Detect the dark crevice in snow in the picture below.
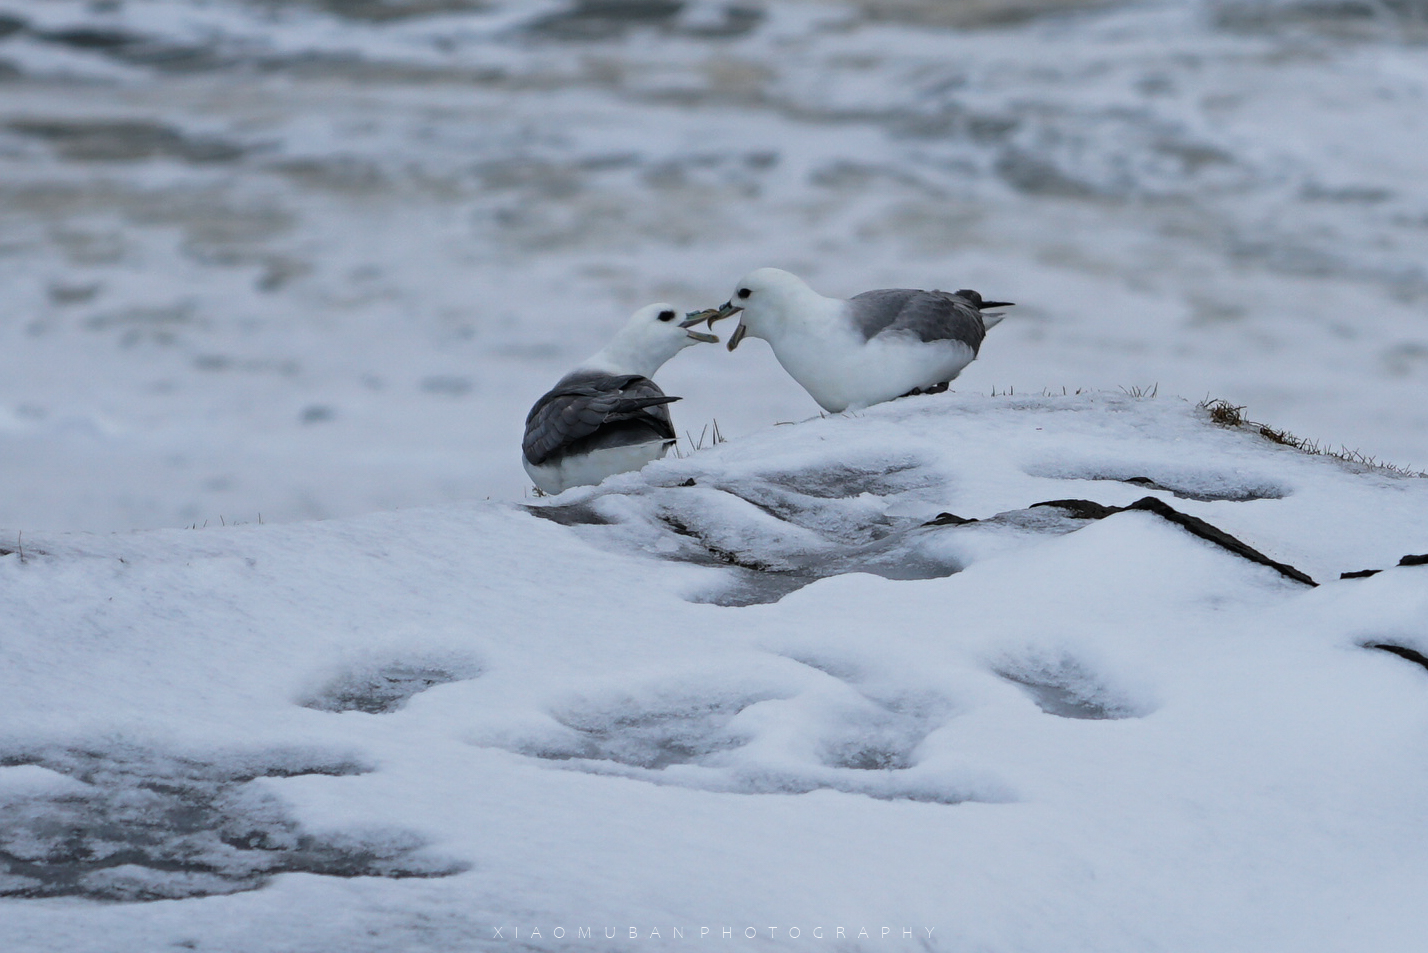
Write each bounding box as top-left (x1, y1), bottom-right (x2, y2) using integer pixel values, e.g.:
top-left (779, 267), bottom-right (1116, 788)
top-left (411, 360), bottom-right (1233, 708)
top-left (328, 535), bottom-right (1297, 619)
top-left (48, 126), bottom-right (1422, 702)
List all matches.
top-left (500, 680), bottom-right (982, 803)
top-left (996, 662), bottom-right (1147, 720)
top-left (299, 658), bottom-right (482, 714)
top-left (1365, 643), bottom-right (1428, 672)
top-left (524, 459), bottom-right (960, 605)
top-left (657, 513), bottom-right (784, 573)
top-left (756, 460), bottom-right (937, 500)
top-left (0, 747), bottom-right (467, 901)
top-left (689, 569), bottom-right (818, 607)
top-left (526, 457), bottom-right (1318, 606)
top-left (1032, 496), bottom-right (1317, 586)
top-left (1083, 474), bottom-right (1286, 503)
top-left (547, 757), bottom-right (989, 804)
top-left (817, 714), bottom-right (932, 773)
top-left (827, 746), bottom-right (913, 771)
top-left (1024, 458), bottom-right (1292, 504)
top-left (536, 695), bottom-right (767, 770)
top-left (0, 542), bottom-right (43, 559)
top-left (523, 502), bottom-right (614, 526)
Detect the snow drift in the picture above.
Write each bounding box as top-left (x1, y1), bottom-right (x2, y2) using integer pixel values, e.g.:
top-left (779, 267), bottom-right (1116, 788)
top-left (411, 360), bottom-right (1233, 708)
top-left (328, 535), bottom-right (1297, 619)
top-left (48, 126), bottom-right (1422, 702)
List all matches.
top-left (4, 393), bottom-right (1428, 951)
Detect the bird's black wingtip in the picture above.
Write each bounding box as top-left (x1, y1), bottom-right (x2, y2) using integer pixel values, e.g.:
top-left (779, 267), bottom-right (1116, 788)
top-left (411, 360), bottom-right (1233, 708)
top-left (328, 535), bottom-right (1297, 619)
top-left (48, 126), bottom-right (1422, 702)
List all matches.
top-left (952, 289), bottom-right (1014, 309)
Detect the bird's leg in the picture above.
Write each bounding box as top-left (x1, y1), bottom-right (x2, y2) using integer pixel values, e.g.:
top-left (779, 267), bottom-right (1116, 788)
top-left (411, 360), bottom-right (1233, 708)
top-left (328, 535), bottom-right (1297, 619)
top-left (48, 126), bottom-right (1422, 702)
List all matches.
top-left (898, 386), bottom-right (925, 399)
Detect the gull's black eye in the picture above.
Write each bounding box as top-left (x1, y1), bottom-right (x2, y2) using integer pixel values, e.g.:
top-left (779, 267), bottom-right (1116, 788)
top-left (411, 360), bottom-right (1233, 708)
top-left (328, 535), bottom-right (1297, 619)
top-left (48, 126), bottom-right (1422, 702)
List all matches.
top-left (737, 288), bottom-right (751, 299)
top-left (658, 310), bottom-right (676, 322)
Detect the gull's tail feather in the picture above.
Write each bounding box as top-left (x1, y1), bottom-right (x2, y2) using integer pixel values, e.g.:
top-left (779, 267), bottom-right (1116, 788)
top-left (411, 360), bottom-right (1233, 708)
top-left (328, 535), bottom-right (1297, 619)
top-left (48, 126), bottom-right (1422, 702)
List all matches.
top-left (951, 289), bottom-right (1013, 331)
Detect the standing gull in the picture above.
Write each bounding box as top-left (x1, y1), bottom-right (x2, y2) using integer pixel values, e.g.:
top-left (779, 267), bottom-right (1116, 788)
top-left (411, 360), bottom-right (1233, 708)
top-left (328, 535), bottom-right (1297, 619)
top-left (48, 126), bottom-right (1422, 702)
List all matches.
top-left (686, 268), bottom-right (1012, 413)
top-left (523, 303), bottom-right (718, 495)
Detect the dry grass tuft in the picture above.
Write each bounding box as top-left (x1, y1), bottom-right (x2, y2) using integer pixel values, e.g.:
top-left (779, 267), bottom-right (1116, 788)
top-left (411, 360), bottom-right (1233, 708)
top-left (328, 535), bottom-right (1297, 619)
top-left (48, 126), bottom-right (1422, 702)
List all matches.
top-left (1199, 398), bottom-right (1427, 477)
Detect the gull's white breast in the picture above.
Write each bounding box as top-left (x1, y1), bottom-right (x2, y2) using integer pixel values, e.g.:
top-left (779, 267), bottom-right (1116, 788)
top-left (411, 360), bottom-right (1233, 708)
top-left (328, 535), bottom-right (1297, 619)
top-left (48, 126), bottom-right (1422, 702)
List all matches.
top-left (524, 439), bottom-right (673, 496)
top-left (765, 302), bottom-right (978, 412)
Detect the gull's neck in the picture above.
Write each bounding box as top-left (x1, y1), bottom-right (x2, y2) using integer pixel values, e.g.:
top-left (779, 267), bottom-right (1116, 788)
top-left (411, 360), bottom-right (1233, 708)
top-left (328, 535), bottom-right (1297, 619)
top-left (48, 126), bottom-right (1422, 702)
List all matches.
top-left (748, 285), bottom-right (844, 344)
top-left (578, 337), bottom-right (672, 379)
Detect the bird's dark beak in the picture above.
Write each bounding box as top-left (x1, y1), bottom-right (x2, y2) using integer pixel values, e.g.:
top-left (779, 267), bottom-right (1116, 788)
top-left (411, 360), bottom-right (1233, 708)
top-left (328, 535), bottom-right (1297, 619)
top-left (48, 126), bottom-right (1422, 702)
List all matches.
top-left (978, 300), bottom-right (1015, 309)
top-left (684, 328), bottom-right (719, 344)
top-left (727, 322), bottom-right (748, 351)
top-left (681, 301), bottom-right (744, 329)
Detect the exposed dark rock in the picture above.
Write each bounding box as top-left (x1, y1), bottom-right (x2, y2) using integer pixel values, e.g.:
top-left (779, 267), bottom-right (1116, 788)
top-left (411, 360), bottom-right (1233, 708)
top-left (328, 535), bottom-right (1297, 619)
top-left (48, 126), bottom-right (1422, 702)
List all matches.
top-left (922, 512), bottom-right (977, 526)
top-left (1031, 499), bottom-right (1121, 521)
top-left (1033, 496), bottom-right (1316, 585)
top-left (1365, 643), bottom-right (1428, 672)
top-left (1339, 554), bottom-right (1426, 578)
top-left (1123, 495), bottom-right (1316, 585)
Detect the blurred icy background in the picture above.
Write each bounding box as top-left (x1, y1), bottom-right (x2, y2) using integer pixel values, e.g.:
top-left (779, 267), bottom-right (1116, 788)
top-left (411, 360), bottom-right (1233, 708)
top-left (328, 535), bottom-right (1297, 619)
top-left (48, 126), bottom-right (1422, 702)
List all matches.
top-left (1, 0), bottom-right (1425, 533)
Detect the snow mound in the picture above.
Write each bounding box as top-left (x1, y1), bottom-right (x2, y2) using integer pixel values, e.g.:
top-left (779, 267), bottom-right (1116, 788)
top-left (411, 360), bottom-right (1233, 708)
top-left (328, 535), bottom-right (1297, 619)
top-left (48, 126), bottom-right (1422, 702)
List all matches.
top-left (3, 393), bottom-right (1428, 951)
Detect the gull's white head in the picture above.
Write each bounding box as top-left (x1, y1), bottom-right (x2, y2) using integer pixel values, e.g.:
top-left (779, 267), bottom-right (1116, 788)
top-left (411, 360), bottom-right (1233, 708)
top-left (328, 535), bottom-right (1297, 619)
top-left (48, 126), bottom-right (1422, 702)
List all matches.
top-left (586, 302), bottom-right (719, 377)
top-left (684, 268), bottom-right (824, 351)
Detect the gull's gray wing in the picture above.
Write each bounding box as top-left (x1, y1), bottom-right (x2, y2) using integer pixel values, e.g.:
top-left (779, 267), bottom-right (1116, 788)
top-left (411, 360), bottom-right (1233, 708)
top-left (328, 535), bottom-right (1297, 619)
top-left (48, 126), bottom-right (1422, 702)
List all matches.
top-left (522, 372), bottom-right (679, 466)
top-left (847, 289), bottom-right (989, 352)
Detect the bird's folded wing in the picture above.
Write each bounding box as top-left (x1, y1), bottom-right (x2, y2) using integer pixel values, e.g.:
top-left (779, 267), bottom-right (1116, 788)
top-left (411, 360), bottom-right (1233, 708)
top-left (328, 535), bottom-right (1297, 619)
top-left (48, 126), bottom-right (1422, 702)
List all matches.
top-left (848, 289), bottom-right (987, 349)
top-left (522, 374), bottom-right (680, 465)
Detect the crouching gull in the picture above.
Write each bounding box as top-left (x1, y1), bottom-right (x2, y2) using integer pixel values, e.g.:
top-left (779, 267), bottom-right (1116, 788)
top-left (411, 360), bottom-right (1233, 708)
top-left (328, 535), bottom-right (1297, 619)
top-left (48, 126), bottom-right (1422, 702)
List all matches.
top-left (523, 303), bottom-right (718, 495)
top-left (685, 267), bottom-right (1012, 413)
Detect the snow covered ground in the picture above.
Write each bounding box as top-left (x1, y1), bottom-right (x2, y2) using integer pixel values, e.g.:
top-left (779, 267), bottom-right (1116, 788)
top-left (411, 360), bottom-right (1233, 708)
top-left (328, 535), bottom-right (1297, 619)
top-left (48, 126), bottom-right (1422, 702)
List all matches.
top-left (4, 393), bottom-right (1428, 950)
top-left (4, 1), bottom-right (1428, 949)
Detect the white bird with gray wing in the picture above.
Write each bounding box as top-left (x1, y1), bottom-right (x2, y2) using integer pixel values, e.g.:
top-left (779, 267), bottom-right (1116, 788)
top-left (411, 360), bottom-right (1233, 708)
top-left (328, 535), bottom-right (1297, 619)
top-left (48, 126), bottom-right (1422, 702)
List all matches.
top-left (686, 268), bottom-right (1012, 413)
top-left (522, 303), bottom-right (718, 495)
